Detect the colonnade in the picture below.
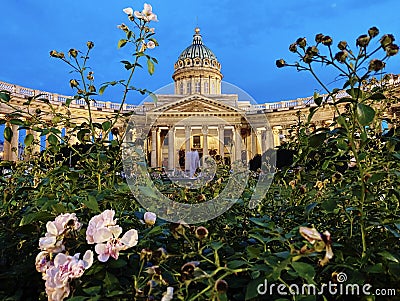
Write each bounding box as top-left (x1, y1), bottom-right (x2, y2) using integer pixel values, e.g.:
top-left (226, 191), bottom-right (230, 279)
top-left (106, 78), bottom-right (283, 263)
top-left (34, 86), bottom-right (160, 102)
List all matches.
top-left (148, 124), bottom-right (283, 170)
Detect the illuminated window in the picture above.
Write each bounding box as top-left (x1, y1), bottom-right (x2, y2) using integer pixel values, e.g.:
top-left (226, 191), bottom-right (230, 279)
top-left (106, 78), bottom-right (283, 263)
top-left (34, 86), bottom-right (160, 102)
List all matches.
top-left (204, 82), bottom-right (209, 94)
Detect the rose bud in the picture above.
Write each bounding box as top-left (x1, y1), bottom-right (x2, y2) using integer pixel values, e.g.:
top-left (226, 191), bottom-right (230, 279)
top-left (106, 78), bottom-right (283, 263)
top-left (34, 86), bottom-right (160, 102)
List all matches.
top-left (140, 248), bottom-right (153, 261)
top-left (275, 59), bottom-right (286, 68)
top-left (215, 279), bottom-right (229, 293)
top-left (334, 51), bottom-right (348, 63)
top-left (117, 23), bottom-right (129, 32)
top-left (195, 226), bottom-right (209, 240)
top-left (152, 247), bottom-right (167, 261)
top-left (144, 212), bottom-right (157, 226)
top-left (69, 79), bottom-right (79, 88)
top-left (331, 172), bottom-right (342, 183)
top-left (87, 71), bottom-right (94, 81)
top-left (380, 34), bottom-right (395, 48)
top-left (180, 261), bottom-right (199, 280)
top-left (298, 185), bottom-right (307, 194)
top-left (315, 33), bottom-right (324, 44)
top-left (111, 127), bottom-right (120, 136)
top-left (296, 37), bottom-right (307, 48)
top-left (289, 43), bottom-right (297, 53)
top-left (356, 34), bottom-right (370, 47)
top-left (368, 26), bottom-right (379, 38)
top-left (302, 54), bottom-right (313, 64)
top-left (321, 36), bottom-right (333, 46)
top-left (368, 59), bottom-right (386, 72)
top-left (68, 48), bottom-right (78, 58)
top-left (337, 40), bottom-right (348, 50)
top-left (87, 41), bottom-right (94, 49)
top-left (306, 46), bottom-right (319, 56)
top-left (385, 44), bottom-right (399, 56)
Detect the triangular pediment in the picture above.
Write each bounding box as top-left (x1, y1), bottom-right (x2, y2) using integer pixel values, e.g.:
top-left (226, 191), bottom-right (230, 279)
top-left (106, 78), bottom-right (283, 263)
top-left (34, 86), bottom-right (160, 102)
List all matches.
top-left (151, 94), bottom-right (241, 114)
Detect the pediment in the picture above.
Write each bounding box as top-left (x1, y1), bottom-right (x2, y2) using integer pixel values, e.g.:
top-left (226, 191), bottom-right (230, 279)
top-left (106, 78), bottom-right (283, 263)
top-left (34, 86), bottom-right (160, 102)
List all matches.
top-left (151, 94), bottom-right (240, 114)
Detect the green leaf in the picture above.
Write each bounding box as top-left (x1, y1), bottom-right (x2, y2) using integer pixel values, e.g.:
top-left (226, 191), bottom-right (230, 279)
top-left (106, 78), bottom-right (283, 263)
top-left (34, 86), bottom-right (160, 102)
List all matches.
top-left (102, 121), bottom-right (111, 131)
top-left (314, 96), bottom-right (323, 106)
top-left (20, 211), bottom-right (54, 226)
top-left (356, 103), bottom-right (375, 126)
top-left (368, 172), bottom-right (386, 183)
top-left (309, 132), bottom-right (326, 148)
top-left (147, 58), bottom-right (155, 75)
top-left (210, 241), bottom-right (224, 251)
top-left (65, 98), bottom-right (73, 107)
top-left (365, 263), bottom-right (384, 273)
top-left (82, 195), bottom-right (100, 212)
top-left (346, 88), bottom-right (363, 99)
top-left (305, 202), bottom-right (318, 215)
top-left (245, 277), bottom-right (265, 300)
top-left (48, 134), bottom-right (58, 146)
top-left (107, 259), bottom-right (127, 269)
top-left (24, 133), bottom-right (34, 146)
top-left (291, 262), bottom-right (315, 283)
top-left (104, 271), bottom-right (120, 288)
top-left (367, 92), bottom-right (386, 100)
top-left (227, 260), bottom-right (248, 269)
top-left (118, 39), bottom-right (128, 48)
top-left (378, 251), bottom-right (399, 263)
top-left (4, 126), bottom-right (12, 142)
top-left (10, 119), bottom-right (24, 125)
top-left (82, 286), bottom-right (102, 296)
top-left (77, 129), bottom-right (91, 142)
top-left (321, 199), bottom-right (337, 212)
top-left (0, 91), bottom-right (11, 102)
top-left (99, 85), bottom-right (108, 95)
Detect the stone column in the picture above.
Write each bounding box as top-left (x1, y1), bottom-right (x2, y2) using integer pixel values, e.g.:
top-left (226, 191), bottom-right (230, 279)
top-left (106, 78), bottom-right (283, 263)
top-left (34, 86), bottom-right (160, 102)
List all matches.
top-left (32, 130), bottom-right (41, 154)
top-left (10, 124), bottom-right (19, 161)
top-left (151, 127), bottom-right (157, 168)
top-left (185, 125), bottom-right (191, 172)
top-left (202, 125), bottom-right (208, 159)
top-left (234, 124), bottom-right (242, 162)
top-left (256, 129), bottom-right (262, 155)
top-left (272, 127), bottom-right (281, 148)
top-left (218, 124), bottom-right (224, 158)
top-left (251, 129), bottom-right (257, 158)
top-left (261, 130), bottom-right (267, 154)
top-left (167, 126), bottom-right (175, 171)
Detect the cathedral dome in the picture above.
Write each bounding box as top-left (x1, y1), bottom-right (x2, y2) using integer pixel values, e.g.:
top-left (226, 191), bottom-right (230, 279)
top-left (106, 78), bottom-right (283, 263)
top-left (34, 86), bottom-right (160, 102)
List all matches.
top-left (178, 28), bottom-right (218, 61)
top-left (172, 28), bottom-right (222, 95)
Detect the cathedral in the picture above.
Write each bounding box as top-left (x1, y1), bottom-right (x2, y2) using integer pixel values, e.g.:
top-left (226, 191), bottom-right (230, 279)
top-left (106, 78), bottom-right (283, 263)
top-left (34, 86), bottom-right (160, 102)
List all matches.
top-left (137, 27), bottom-right (276, 171)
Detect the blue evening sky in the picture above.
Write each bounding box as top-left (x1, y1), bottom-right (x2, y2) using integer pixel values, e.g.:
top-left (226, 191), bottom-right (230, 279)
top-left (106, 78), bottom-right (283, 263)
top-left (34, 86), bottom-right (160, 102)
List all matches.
top-left (1, 0), bottom-right (400, 105)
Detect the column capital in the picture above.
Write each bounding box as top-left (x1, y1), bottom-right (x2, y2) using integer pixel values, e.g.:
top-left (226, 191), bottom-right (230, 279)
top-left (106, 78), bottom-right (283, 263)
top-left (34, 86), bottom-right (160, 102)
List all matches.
top-left (202, 125), bottom-right (208, 135)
